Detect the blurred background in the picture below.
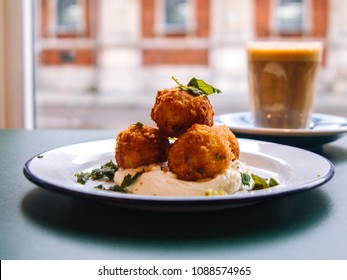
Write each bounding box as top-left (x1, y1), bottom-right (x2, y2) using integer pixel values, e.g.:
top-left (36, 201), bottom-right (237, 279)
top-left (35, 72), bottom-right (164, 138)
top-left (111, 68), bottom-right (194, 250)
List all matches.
top-left (2, 0), bottom-right (347, 129)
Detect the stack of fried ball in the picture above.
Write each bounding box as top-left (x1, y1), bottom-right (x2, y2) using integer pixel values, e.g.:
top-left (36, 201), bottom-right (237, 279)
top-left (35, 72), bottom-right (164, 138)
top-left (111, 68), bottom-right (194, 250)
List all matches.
top-left (115, 86), bottom-right (240, 181)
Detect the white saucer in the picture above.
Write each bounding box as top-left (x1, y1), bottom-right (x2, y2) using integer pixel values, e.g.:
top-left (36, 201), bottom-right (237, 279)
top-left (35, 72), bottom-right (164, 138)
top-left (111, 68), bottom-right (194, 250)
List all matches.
top-left (215, 112), bottom-right (347, 148)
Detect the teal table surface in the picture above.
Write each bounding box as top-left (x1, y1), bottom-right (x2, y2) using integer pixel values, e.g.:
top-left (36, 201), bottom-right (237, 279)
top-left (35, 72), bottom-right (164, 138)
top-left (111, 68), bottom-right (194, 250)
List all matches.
top-left (1, 129), bottom-right (347, 260)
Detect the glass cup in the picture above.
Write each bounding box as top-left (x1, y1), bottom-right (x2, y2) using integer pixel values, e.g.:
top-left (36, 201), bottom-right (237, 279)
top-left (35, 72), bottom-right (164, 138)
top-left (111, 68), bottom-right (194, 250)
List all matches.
top-left (247, 41), bottom-right (322, 129)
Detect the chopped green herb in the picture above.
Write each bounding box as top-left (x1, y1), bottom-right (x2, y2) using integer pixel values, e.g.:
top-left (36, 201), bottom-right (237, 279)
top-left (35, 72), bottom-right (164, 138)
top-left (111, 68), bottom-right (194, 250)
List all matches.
top-left (135, 122), bottom-right (144, 127)
top-left (74, 171), bottom-right (91, 185)
top-left (172, 76), bottom-right (221, 96)
top-left (94, 184), bottom-right (106, 190)
top-left (251, 174), bottom-right (269, 190)
top-left (75, 160), bottom-right (118, 185)
top-left (107, 170), bottom-right (144, 193)
top-left (268, 178), bottom-right (279, 188)
top-left (240, 172), bottom-right (251, 186)
top-left (37, 155), bottom-right (44, 159)
top-left (90, 160), bottom-right (118, 181)
top-left (75, 158), bottom-right (143, 194)
top-left (250, 174), bottom-right (279, 190)
top-left (108, 185), bottom-right (127, 193)
top-left (120, 170), bottom-right (144, 188)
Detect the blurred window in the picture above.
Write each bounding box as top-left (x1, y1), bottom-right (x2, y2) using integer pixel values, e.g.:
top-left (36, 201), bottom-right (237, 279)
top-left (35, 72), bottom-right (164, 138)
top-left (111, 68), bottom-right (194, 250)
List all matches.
top-left (153, 0), bottom-right (195, 36)
top-left (57, 0), bottom-right (84, 33)
top-left (273, 0), bottom-right (306, 35)
top-left (42, 0), bottom-right (88, 37)
top-left (164, 0), bottom-right (190, 33)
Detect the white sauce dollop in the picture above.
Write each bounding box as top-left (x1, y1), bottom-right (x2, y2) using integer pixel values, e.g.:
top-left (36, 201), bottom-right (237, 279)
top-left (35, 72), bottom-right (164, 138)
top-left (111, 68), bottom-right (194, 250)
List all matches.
top-left (114, 160), bottom-right (249, 196)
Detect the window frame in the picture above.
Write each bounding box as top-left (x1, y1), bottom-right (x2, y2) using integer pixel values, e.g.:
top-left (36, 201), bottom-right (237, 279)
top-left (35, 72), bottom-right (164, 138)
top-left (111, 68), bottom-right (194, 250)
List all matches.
top-left (0, 0), bottom-right (34, 129)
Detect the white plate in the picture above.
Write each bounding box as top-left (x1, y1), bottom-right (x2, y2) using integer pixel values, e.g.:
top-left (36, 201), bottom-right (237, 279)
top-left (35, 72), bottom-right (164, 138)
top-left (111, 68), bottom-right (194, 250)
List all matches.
top-left (23, 139), bottom-right (334, 211)
top-left (215, 112), bottom-right (347, 148)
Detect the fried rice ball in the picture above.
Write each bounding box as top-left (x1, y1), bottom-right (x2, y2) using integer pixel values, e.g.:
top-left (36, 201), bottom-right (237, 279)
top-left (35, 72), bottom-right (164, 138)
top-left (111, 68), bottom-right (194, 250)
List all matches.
top-left (212, 125), bottom-right (240, 159)
top-left (116, 123), bottom-right (170, 169)
top-left (150, 86), bottom-right (214, 137)
top-left (168, 124), bottom-right (234, 181)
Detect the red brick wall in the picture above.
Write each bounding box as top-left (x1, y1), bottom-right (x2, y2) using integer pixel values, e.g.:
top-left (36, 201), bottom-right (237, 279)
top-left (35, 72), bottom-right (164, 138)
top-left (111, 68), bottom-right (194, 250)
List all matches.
top-left (141, 0), bottom-right (156, 37)
top-left (255, 0), bottom-right (271, 38)
top-left (195, 0), bottom-right (210, 37)
top-left (311, 0), bottom-right (329, 37)
top-left (41, 0), bottom-right (49, 37)
top-left (40, 49), bottom-right (96, 65)
top-left (142, 49), bottom-right (208, 65)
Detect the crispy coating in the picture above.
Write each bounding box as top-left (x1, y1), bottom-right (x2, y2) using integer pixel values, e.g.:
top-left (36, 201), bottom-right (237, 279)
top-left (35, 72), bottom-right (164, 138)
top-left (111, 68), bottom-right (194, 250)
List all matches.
top-left (150, 86), bottom-right (214, 137)
top-left (168, 124), bottom-right (233, 181)
top-left (116, 123), bottom-right (170, 169)
top-left (212, 125), bottom-right (240, 159)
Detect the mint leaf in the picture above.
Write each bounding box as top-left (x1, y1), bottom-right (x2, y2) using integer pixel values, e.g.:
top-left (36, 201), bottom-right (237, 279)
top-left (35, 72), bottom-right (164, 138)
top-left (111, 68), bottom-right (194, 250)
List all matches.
top-left (187, 77), bottom-right (221, 95)
top-left (172, 76), bottom-right (221, 96)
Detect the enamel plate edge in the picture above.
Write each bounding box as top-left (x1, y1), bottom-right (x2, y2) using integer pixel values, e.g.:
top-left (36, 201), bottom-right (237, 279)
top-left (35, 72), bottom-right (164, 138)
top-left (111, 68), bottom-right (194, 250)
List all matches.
top-left (23, 139), bottom-right (335, 211)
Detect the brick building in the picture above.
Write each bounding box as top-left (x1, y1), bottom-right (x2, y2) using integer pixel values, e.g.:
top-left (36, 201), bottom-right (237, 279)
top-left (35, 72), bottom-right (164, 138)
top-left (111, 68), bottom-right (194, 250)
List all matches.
top-left (36, 0), bottom-right (345, 98)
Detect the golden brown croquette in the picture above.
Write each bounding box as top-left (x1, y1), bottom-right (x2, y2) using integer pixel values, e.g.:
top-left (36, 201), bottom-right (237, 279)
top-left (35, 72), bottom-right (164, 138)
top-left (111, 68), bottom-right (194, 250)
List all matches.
top-left (150, 87), bottom-right (214, 137)
top-left (211, 125), bottom-right (240, 159)
top-left (168, 124), bottom-right (234, 181)
top-left (116, 123), bottom-right (170, 169)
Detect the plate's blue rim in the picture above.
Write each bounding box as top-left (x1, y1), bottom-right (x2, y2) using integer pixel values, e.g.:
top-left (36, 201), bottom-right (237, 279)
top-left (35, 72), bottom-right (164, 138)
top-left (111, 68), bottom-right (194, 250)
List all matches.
top-left (22, 139), bottom-right (335, 211)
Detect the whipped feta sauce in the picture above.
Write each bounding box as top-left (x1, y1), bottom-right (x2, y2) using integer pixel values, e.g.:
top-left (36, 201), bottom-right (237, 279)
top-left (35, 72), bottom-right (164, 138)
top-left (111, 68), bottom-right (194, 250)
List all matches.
top-left (114, 160), bottom-right (249, 196)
